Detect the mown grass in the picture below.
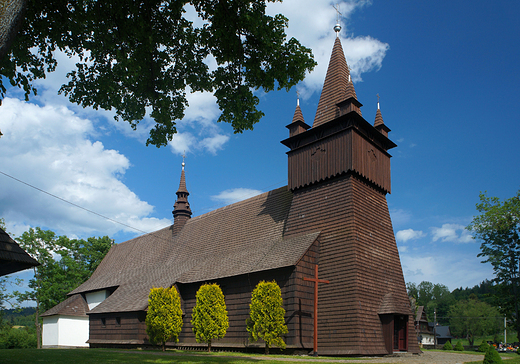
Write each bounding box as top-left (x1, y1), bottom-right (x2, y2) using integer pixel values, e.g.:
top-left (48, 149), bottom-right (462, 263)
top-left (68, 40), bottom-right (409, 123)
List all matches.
top-left (0, 348), bottom-right (369, 364)
top-left (464, 352), bottom-right (520, 364)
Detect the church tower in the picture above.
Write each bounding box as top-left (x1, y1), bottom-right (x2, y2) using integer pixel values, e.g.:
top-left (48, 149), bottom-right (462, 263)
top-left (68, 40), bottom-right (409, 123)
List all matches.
top-left (282, 27), bottom-right (419, 355)
top-left (172, 159), bottom-right (192, 234)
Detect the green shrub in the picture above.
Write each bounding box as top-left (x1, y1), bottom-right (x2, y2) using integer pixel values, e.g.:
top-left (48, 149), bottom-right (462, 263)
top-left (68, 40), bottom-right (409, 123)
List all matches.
top-left (478, 340), bottom-right (490, 352)
top-left (246, 280), bottom-right (288, 355)
top-left (145, 286), bottom-right (183, 352)
top-left (443, 341), bottom-right (453, 350)
top-left (191, 283), bottom-right (229, 352)
top-left (0, 327), bottom-right (37, 349)
top-left (454, 341), bottom-right (464, 351)
top-left (483, 345), bottom-right (502, 364)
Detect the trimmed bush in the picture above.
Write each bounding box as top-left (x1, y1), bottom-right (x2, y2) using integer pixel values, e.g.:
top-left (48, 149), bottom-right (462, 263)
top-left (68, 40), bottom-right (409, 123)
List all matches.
top-left (483, 346), bottom-right (502, 364)
top-left (191, 283), bottom-right (229, 352)
top-left (443, 341), bottom-right (453, 350)
top-left (246, 280), bottom-right (288, 354)
top-left (454, 341), bottom-right (464, 351)
top-left (478, 340), bottom-right (490, 352)
top-left (145, 286), bottom-right (183, 351)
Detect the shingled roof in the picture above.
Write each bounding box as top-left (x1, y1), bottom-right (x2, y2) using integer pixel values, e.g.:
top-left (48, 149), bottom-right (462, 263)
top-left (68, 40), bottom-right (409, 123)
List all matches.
top-left (41, 294), bottom-right (89, 317)
top-left (0, 227), bottom-right (39, 276)
top-left (69, 186), bottom-right (320, 314)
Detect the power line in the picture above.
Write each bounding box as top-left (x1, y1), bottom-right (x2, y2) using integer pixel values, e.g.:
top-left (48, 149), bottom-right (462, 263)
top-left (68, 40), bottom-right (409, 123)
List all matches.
top-left (0, 170), bottom-right (159, 235)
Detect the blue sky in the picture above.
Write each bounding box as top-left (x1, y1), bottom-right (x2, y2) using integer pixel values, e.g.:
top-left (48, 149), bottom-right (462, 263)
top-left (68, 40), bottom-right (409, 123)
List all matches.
top-left (1, 0), bottom-right (519, 295)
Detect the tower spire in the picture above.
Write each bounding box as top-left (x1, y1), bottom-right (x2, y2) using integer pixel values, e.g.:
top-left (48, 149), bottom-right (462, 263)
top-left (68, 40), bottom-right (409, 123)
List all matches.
top-left (172, 157), bottom-right (192, 233)
top-left (313, 33), bottom-right (361, 128)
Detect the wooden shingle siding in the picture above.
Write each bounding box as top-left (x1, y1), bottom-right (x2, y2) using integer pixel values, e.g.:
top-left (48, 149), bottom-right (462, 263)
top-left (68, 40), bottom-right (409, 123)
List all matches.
top-left (89, 311), bottom-right (147, 346)
top-left (285, 116), bottom-right (392, 193)
top-left (283, 175), bottom-right (419, 355)
top-left (175, 248), bottom-right (317, 350)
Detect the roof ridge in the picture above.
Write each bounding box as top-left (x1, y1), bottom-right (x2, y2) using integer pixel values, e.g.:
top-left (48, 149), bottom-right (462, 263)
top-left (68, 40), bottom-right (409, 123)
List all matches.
top-left (187, 185), bottom-right (288, 223)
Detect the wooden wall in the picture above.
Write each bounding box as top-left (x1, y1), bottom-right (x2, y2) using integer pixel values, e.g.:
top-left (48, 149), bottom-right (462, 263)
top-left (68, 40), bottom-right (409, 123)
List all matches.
top-left (89, 311), bottom-right (147, 346)
top-left (285, 115), bottom-right (392, 194)
top-left (176, 241), bottom-right (318, 350)
top-left (283, 174), bottom-right (420, 355)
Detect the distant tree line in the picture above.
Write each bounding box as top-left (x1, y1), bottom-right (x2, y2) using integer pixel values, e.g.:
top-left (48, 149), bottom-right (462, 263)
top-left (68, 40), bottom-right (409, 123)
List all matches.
top-left (407, 280), bottom-right (511, 345)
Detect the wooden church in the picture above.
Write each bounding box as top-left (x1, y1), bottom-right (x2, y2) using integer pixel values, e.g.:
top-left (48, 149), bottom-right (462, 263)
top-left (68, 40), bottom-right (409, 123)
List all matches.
top-left (42, 29), bottom-right (419, 356)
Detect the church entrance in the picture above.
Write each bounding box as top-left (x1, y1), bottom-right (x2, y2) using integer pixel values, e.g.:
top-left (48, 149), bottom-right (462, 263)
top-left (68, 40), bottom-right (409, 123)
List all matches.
top-left (393, 315), bottom-right (408, 352)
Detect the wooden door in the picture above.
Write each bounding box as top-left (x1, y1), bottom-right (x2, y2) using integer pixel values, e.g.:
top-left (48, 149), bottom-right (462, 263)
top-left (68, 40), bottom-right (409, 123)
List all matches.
top-left (393, 315), bottom-right (408, 352)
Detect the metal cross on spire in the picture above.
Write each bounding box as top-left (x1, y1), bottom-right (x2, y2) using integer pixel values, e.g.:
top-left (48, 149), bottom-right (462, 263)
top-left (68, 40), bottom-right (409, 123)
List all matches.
top-left (182, 151), bottom-right (186, 170)
top-left (333, 4), bottom-right (342, 35)
top-left (296, 90), bottom-right (300, 106)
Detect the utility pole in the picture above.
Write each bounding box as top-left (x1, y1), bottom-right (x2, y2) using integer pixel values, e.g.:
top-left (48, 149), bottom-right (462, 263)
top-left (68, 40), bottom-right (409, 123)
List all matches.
top-left (504, 315), bottom-right (507, 344)
top-left (433, 308), bottom-right (437, 349)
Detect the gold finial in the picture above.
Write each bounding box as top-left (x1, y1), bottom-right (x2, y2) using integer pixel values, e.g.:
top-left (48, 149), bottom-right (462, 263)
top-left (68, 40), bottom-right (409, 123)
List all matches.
top-left (182, 151), bottom-right (186, 170)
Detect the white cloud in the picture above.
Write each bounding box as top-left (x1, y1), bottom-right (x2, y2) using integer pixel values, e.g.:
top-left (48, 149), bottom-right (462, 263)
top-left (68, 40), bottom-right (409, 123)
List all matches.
top-left (211, 188), bottom-right (263, 205)
top-left (396, 228), bottom-right (426, 243)
top-left (400, 252), bottom-right (493, 291)
top-left (268, 0), bottom-right (389, 98)
top-left (200, 134), bottom-right (230, 155)
top-left (431, 223), bottom-right (473, 244)
top-left (0, 98), bottom-right (170, 239)
top-left (390, 209), bottom-right (412, 226)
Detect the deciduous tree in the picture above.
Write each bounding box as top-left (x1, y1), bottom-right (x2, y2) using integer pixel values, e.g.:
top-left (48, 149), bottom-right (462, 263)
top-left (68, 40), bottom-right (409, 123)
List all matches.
top-left (145, 286), bottom-right (183, 351)
top-left (0, 0), bottom-right (316, 147)
top-left (448, 297), bottom-right (502, 346)
top-left (467, 190), bottom-right (520, 336)
top-left (14, 227), bottom-right (113, 348)
top-left (246, 280), bottom-right (287, 354)
top-left (191, 283), bottom-right (228, 352)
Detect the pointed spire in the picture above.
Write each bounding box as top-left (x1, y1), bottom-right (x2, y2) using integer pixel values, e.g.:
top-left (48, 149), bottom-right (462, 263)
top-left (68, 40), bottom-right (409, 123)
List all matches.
top-left (287, 91), bottom-right (310, 137)
top-left (374, 94), bottom-right (384, 127)
top-left (374, 95), bottom-right (391, 138)
top-left (292, 91), bottom-right (305, 124)
top-left (172, 157), bottom-right (192, 233)
top-left (313, 36), bottom-right (361, 128)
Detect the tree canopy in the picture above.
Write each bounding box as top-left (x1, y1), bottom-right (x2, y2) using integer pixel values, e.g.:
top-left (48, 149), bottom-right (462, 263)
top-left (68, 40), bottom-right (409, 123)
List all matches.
top-left (0, 0), bottom-right (316, 147)
top-left (145, 286), bottom-right (183, 351)
top-left (448, 297), bottom-right (502, 346)
top-left (467, 190), bottom-right (520, 336)
top-left (13, 226), bottom-right (113, 348)
top-left (191, 283), bottom-right (229, 352)
top-left (246, 280), bottom-right (287, 354)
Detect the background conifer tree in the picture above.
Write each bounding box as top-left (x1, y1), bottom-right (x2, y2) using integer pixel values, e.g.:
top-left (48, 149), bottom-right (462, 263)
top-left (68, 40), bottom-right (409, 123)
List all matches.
top-left (145, 286), bottom-right (183, 351)
top-left (246, 280), bottom-right (288, 354)
top-left (191, 283), bottom-right (229, 352)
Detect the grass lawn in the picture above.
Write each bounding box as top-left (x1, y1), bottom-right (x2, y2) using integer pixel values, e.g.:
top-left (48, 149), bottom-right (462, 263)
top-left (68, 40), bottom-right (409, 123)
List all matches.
top-left (0, 349), bottom-right (369, 364)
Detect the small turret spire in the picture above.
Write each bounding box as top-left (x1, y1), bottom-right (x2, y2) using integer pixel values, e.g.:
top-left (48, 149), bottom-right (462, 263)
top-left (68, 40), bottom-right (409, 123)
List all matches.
top-left (286, 89), bottom-right (310, 137)
top-left (172, 158), bottom-right (192, 233)
top-left (374, 94), bottom-right (391, 137)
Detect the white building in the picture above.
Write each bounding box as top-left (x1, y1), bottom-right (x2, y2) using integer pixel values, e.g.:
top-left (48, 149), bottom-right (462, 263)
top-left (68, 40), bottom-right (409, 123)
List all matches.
top-left (42, 290), bottom-right (110, 348)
